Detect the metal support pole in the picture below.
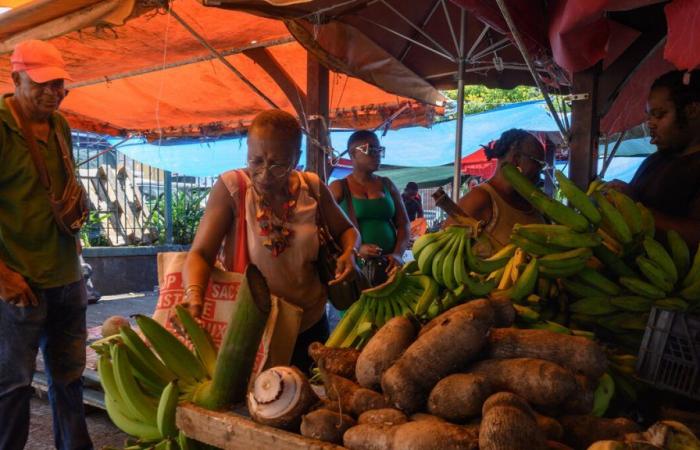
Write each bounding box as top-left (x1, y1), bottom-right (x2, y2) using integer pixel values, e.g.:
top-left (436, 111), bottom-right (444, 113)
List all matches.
top-left (452, 8), bottom-right (466, 201)
top-left (164, 170), bottom-right (173, 244)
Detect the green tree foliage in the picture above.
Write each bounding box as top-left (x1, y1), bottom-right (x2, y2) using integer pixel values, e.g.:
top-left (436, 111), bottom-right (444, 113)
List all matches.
top-left (444, 85), bottom-right (544, 117)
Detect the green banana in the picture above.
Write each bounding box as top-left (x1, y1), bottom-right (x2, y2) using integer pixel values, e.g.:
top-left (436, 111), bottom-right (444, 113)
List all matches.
top-left (530, 320), bottom-right (571, 334)
top-left (134, 315), bottom-right (207, 386)
top-left (341, 300), bottom-right (372, 348)
top-left (606, 189), bottom-right (642, 236)
top-left (667, 229), bottom-right (691, 279)
top-left (442, 233), bottom-right (461, 290)
top-left (411, 275), bottom-right (440, 316)
top-left (416, 230), bottom-right (452, 275)
top-left (175, 305), bottom-right (217, 378)
top-left (592, 245), bottom-right (636, 278)
top-left (619, 277), bottom-right (666, 299)
top-left (636, 255), bottom-right (674, 293)
top-left (683, 243), bottom-right (700, 288)
top-left (536, 277), bottom-right (551, 299)
top-left (466, 236), bottom-right (510, 274)
top-left (642, 237), bottom-right (678, 284)
top-left (637, 202), bottom-right (655, 238)
top-left (587, 178), bottom-right (604, 196)
top-left (592, 191), bottom-right (632, 244)
top-left (326, 297), bottom-right (365, 347)
top-left (513, 304), bottom-right (540, 323)
top-left (510, 257), bottom-right (539, 303)
top-left (119, 326), bottom-right (174, 389)
top-left (610, 295), bottom-right (653, 312)
top-left (679, 278), bottom-right (700, 301)
top-left (510, 233), bottom-right (568, 256)
top-left (156, 381), bottom-right (179, 439)
top-left (514, 224), bottom-right (601, 248)
top-left (412, 231), bottom-right (444, 258)
top-left (539, 262), bottom-right (586, 278)
top-left (561, 279), bottom-right (608, 298)
top-left (555, 170), bottom-right (602, 225)
top-left (654, 298), bottom-right (689, 311)
top-left (570, 297), bottom-right (618, 315)
top-left (592, 373), bottom-right (615, 417)
top-left (104, 394), bottom-right (162, 441)
top-left (98, 354), bottom-right (137, 421)
top-left (178, 430), bottom-right (191, 450)
top-left (575, 267), bottom-right (621, 296)
top-left (571, 329), bottom-right (596, 339)
top-left (601, 313), bottom-right (649, 332)
top-left (539, 247), bottom-right (593, 270)
top-left (112, 343), bottom-right (159, 425)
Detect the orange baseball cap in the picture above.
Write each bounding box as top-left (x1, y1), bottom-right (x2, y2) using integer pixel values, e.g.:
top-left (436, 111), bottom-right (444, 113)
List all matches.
top-left (10, 40), bottom-right (72, 83)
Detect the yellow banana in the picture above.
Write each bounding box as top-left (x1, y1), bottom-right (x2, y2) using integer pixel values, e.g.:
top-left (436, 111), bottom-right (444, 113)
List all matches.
top-left (498, 254), bottom-right (517, 290)
top-left (156, 381), bottom-right (180, 439)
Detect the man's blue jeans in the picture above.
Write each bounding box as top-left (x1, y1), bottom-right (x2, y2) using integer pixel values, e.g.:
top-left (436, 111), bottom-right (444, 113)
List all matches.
top-left (0, 279), bottom-right (93, 450)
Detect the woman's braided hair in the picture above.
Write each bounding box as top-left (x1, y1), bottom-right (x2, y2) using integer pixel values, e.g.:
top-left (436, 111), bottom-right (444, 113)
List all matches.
top-left (484, 128), bottom-right (533, 160)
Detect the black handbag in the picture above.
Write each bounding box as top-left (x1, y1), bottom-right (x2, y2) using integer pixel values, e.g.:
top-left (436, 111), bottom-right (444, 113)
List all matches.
top-left (304, 174), bottom-right (367, 310)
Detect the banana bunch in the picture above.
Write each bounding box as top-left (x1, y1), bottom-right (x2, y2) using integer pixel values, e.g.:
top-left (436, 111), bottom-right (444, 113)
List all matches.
top-left (93, 305), bottom-right (214, 448)
top-left (413, 225), bottom-right (510, 293)
top-left (325, 268), bottom-right (438, 348)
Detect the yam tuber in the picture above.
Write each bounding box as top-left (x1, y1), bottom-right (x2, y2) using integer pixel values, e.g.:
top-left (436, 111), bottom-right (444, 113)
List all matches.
top-left (479, 392), bottom-right (548, 450)
top-left (559, 415), bottom-right (641, 449)
top-left (487, 328), bottom-right (608, 379)
top-left (534, 412), bottom-right (564, 441)
top-left (343, 420), bottom-right (478, 450)
top-left (358, 408), bottom-right (408, 426)
top-left (469, 358), bottom-right (577, 409)
top-left (561, 374), bottom-right (595, 415)
top-left (427, 373), bottom-right (492, 422)
top-left (300, 408), bottom-right (356, 444)
top-left (355, 316), bottom-right (418, 389)
top-left (419, 297), bottom-right (510, 337)
top-left (322, 370), bottom-right (387, 416)
top-left (308, 342), bottom-right (360, 380)
top-left (382, 299), bottom-right (495, 413)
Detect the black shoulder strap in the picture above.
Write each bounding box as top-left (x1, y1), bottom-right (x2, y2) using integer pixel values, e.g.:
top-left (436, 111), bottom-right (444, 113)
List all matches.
top-left (341, 178), bottom-right (359, 228)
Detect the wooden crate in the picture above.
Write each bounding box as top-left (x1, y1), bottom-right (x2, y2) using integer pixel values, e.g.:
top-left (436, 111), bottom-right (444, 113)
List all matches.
top-left (176, 403), bottom-right (346, 450)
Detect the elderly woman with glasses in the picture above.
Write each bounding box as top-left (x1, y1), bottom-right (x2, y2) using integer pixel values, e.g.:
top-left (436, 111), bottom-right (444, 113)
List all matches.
top-left (330, 130), bottom-right (410, 287)
top-left (183, 110), bottom-right (360, 371)
top-left (450, 128), bottom-right (546, 253)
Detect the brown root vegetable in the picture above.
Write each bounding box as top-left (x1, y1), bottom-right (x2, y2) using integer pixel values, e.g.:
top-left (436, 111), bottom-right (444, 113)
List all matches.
top-left (561, 374), bottom-right (595, 415)
top-left (355, 316), bottom-right (417, 389)
top-left (546, 441), bottom-right (574, 450)
top-left (427, 373), bottom-right (492, 422)
top-left (344, 424), bottom-right (397, 450)
top-left (323, 371), bottom-right (387, 416)
top-left (247, 366), bottom-right (318, 430)
top-left (487, 328), bottom-right (608, 379)
top-left (480, 392), bottom-right (548, 450)
top-left (469, 358), bottom-right (577, 409)
top-left (382, 299), bottom-right (495, 413)
top-left (419, 297), bottom-right (507, 337)
top-left (559, 415), bottom-right (642, 449)
top-left (391, 420), bottom-right (479, 450)
top-left (308, 342), bottom-right (360, 380)
top-left (534, 412), bottom-right (564, 441)
top-left (409, 413), bottom-right (448, 423)
top-left (300, 408), bottom-right (356, 444)
top-left (358, 408), bottom-right (408, 426)
top-left (343, 420), bottom-right (479, 450)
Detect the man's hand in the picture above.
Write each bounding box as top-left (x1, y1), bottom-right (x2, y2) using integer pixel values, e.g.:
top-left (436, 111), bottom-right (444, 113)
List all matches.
top-left (358, 243), bottom-right (382, 259)
top-left (0, 266), bottom-right (38, 307)
top-left (605, 179), bottom-right (634, 198)
top-left (330, 251), bottom-right (358, 286)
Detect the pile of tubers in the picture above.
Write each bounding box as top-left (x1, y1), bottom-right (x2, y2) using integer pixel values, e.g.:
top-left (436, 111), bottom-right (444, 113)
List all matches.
top-left (247, 297), bottom-right (699, 450)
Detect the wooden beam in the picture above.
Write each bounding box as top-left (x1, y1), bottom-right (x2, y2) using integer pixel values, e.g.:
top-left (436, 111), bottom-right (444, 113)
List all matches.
top-left (243, 47), bottom-right (307, 118)
top-left (569, 63), bottom-right (601, 190)
top-left (306, 53), bottom-right (330, 180)
top-left (597, 31), bottom-right (666, 117)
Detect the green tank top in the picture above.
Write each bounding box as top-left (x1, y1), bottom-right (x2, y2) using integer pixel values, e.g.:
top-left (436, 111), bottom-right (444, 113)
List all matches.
top-left (340, 180), bottom-right (397, 252)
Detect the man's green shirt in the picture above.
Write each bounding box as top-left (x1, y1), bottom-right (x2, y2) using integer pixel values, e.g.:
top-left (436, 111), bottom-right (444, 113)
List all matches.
top-left (0, 95), bottom-right (80, 288)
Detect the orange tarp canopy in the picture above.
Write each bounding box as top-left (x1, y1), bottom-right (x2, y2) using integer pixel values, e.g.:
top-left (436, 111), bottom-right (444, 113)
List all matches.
top-left (0, 0), bottom-right (438, 138)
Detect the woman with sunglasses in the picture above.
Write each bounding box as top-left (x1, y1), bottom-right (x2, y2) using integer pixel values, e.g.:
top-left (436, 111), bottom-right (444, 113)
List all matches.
top-left (183, 110), bottom-right (360, 371)
top-left (450, 128), bottom-right (546, 253)
top-left (329, 130), bottom-right (411, 286)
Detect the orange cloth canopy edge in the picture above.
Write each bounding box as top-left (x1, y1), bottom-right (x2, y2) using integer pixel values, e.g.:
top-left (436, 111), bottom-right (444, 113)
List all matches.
top-left (0, 0), bottom-right (439, 138)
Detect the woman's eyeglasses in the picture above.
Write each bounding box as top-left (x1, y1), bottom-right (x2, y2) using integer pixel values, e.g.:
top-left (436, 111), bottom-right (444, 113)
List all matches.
top-left (247, 159), bottom-right (293, 178)
top-left (353, 143), bottom-right (386, 158)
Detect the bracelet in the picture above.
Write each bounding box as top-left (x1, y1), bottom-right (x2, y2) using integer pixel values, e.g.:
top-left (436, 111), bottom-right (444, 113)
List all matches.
top-left (184, 285), bottom-right (204, 297)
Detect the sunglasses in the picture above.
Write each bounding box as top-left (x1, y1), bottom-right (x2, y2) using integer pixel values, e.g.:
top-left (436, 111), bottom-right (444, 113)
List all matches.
top-left (352, 142), bottom-right (385, 158)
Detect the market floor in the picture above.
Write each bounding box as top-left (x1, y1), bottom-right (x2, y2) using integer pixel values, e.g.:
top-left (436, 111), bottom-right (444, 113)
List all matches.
top-left (27, 292), bottom-right (159, 450)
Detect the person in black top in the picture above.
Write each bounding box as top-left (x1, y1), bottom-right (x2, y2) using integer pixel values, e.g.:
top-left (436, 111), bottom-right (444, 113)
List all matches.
top-left (401, 182), bottom-right (424, 222)
top-left (608, 70), bottom-right (700, 247)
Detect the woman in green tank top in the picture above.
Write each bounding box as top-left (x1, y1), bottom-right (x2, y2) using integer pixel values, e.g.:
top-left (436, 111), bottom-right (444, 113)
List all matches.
top-left (330, 130), bottom-right (411, 286)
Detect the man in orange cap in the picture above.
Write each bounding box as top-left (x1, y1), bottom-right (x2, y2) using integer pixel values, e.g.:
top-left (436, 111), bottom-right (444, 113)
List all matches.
top-left (0, 40), bottom-right (93, 450)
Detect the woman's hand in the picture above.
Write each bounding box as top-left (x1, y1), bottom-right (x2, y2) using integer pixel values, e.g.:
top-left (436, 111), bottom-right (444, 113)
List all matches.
top-left (386, 252), bottom-right (404, 270)
top-left (0, 264), bottom-right (38, 307)
top-left (330, 250), bottom-right (358, 285)
top-left (358, 243), bottom-right (383, 259)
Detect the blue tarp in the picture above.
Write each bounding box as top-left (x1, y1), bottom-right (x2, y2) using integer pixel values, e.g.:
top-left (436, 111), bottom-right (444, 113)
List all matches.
top-left (114, 100), bottom-right (653, 180)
